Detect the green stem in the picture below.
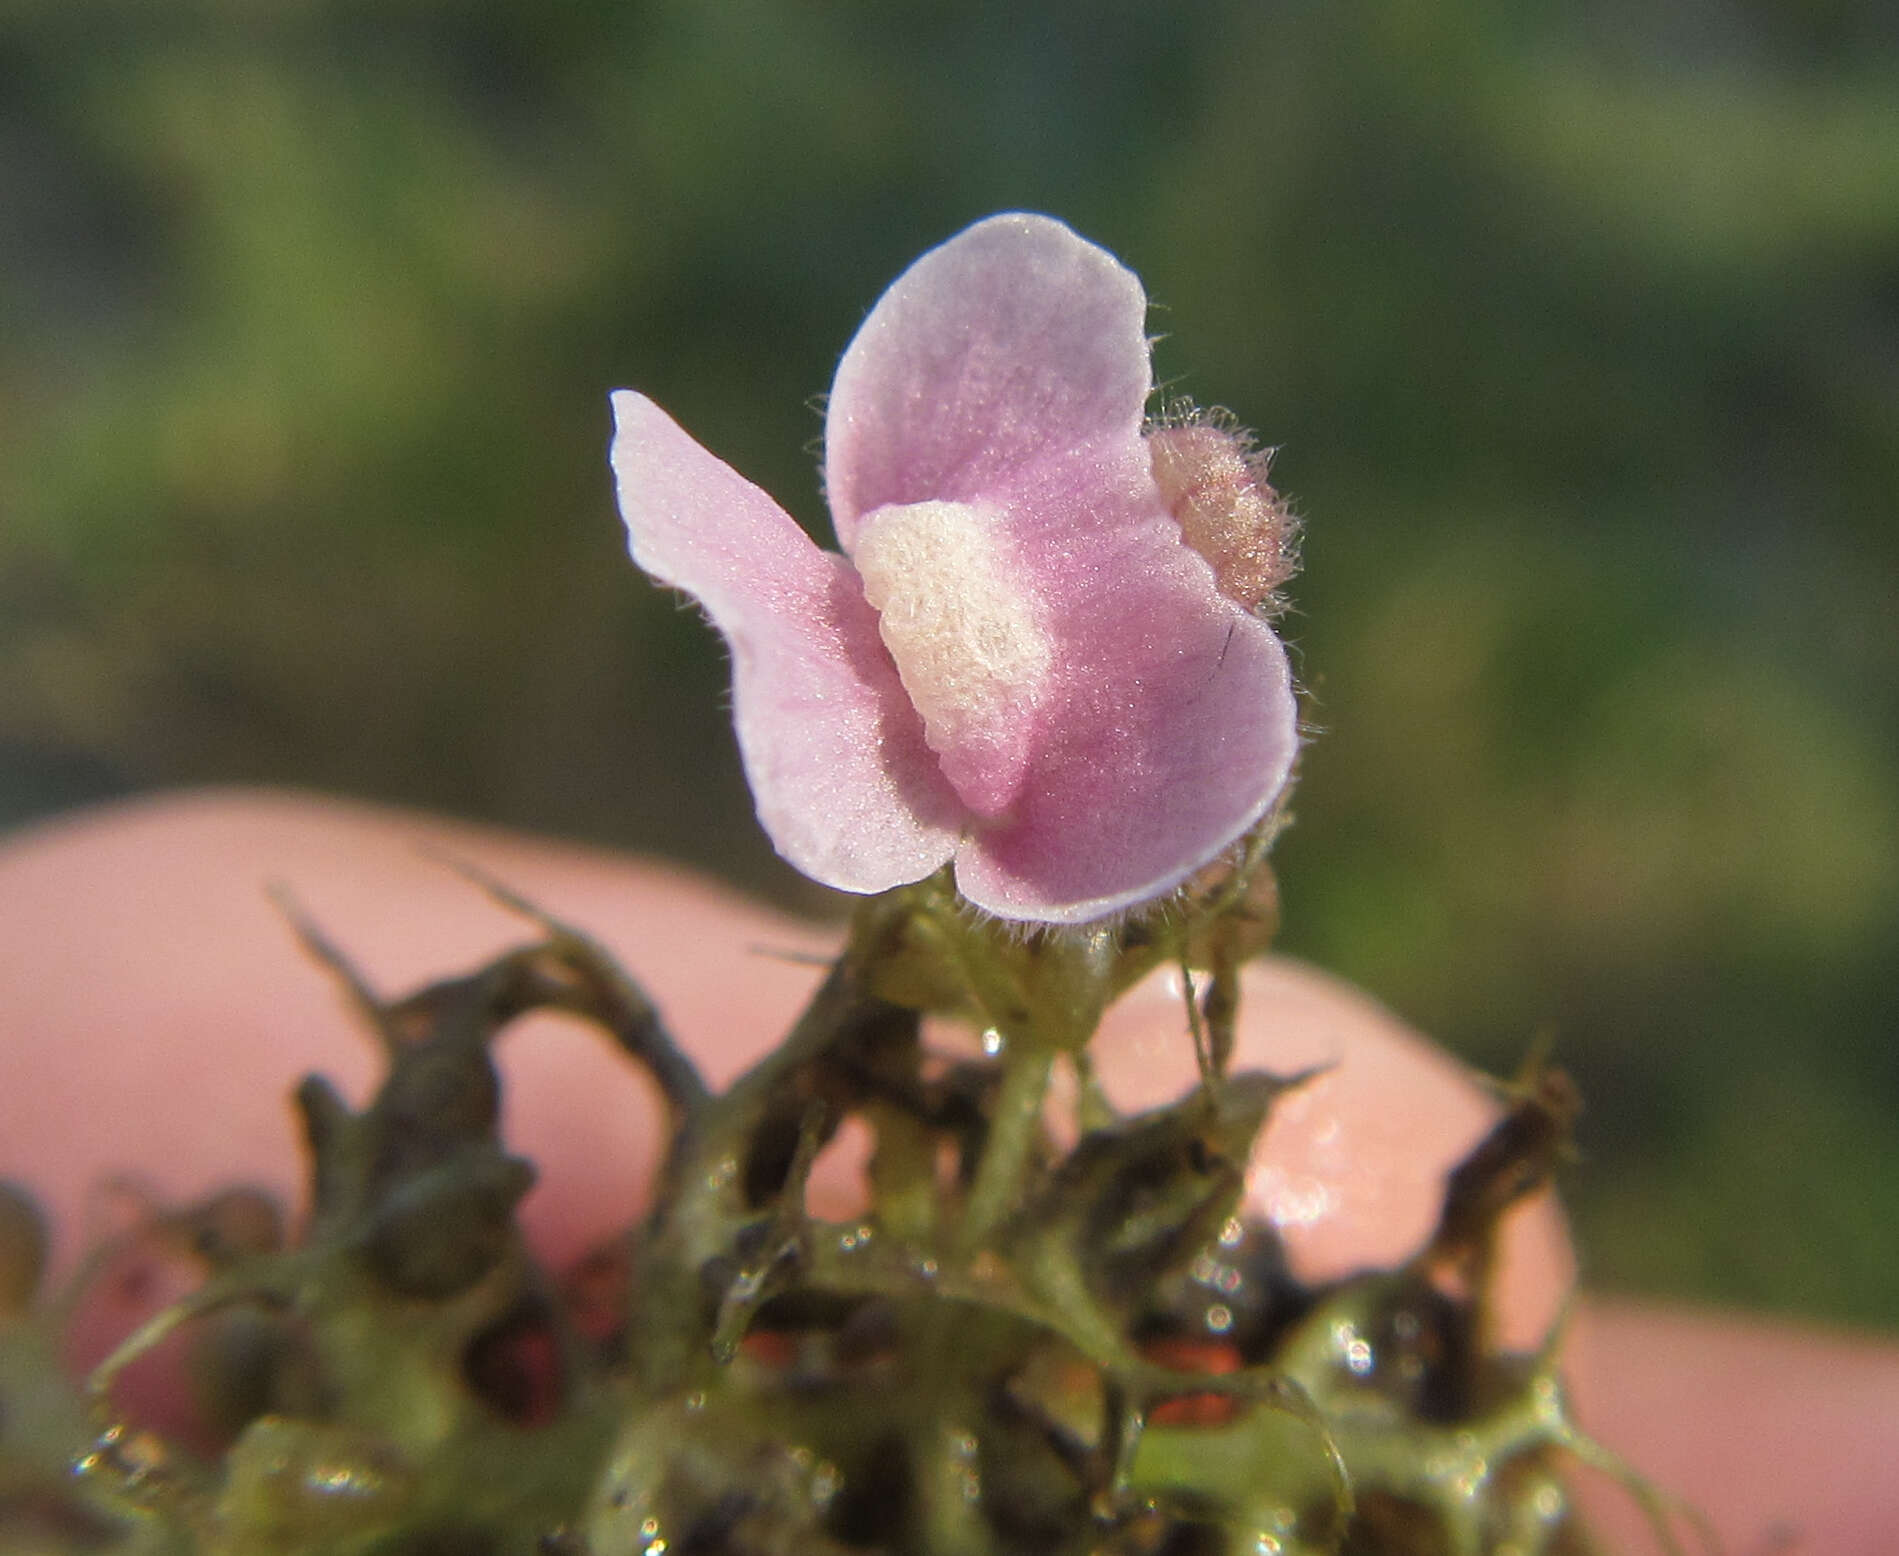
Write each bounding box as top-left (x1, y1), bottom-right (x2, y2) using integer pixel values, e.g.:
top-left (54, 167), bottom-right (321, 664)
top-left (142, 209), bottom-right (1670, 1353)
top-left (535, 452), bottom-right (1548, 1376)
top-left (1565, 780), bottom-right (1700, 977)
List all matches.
top-left (959, 1041), bottom-right (1054, 1254)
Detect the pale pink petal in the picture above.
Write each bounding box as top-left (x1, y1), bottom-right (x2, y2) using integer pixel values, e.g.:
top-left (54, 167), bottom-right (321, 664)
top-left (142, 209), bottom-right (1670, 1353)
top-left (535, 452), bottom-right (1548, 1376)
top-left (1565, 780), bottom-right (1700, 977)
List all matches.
top-left (953, 467), bottom-right (1299, 921)
top-left (824, 213), bottom-right (1152, 550)
top-left (609, 391), bottom-right (963, 892)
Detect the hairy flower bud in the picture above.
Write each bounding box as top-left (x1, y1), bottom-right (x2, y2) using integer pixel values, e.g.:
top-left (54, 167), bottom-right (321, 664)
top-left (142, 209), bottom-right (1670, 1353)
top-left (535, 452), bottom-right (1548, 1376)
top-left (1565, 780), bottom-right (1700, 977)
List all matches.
top-left (1147, 413), bottom-right (1298, 612)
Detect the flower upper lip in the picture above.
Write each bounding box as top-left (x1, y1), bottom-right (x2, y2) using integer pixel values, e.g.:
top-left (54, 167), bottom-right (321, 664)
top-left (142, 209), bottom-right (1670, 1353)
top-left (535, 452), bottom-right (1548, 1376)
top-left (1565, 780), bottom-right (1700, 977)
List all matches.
top-left (610, 212), bottom-right (1298, 923)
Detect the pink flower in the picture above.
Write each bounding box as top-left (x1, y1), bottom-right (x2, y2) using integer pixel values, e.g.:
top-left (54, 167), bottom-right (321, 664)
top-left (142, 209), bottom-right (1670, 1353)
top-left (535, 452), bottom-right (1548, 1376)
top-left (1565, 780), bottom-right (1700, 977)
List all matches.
top-left (609, 213), bottom-right (1298, 923)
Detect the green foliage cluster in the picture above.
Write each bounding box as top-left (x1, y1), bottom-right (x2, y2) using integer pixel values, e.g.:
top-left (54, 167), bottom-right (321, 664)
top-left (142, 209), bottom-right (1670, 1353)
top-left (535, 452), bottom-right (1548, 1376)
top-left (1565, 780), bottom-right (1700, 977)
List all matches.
top-left (1, 860), bottom-right (1643, 1554)
top-left (1, 1), bottom-right (1895, 1326)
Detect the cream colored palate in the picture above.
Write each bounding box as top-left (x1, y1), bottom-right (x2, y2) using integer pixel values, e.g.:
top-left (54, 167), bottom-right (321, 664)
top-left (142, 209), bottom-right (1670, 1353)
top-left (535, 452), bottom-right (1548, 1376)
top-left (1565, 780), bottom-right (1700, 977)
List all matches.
top-left (852, 500), bottom-right (1052, 780)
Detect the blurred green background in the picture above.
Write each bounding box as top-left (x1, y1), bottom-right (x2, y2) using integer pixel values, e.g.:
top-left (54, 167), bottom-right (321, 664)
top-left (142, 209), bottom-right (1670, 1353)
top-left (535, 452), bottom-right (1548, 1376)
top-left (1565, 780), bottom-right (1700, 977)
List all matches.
top-left (3, 1), bottom-right (1895, 1331)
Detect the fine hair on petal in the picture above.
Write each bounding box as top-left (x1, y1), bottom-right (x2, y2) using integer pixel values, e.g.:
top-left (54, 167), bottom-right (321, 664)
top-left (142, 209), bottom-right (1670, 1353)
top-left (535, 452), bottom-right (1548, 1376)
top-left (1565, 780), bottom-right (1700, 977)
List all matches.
top-left (1145, 400), bottom-right (1301, 616)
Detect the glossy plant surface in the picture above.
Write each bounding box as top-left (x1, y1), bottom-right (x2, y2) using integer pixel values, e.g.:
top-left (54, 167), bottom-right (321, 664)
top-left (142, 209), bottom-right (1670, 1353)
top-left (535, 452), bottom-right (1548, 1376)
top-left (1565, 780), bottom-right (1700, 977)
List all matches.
top-left (0, 860), bottom-right (1659, 1555)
